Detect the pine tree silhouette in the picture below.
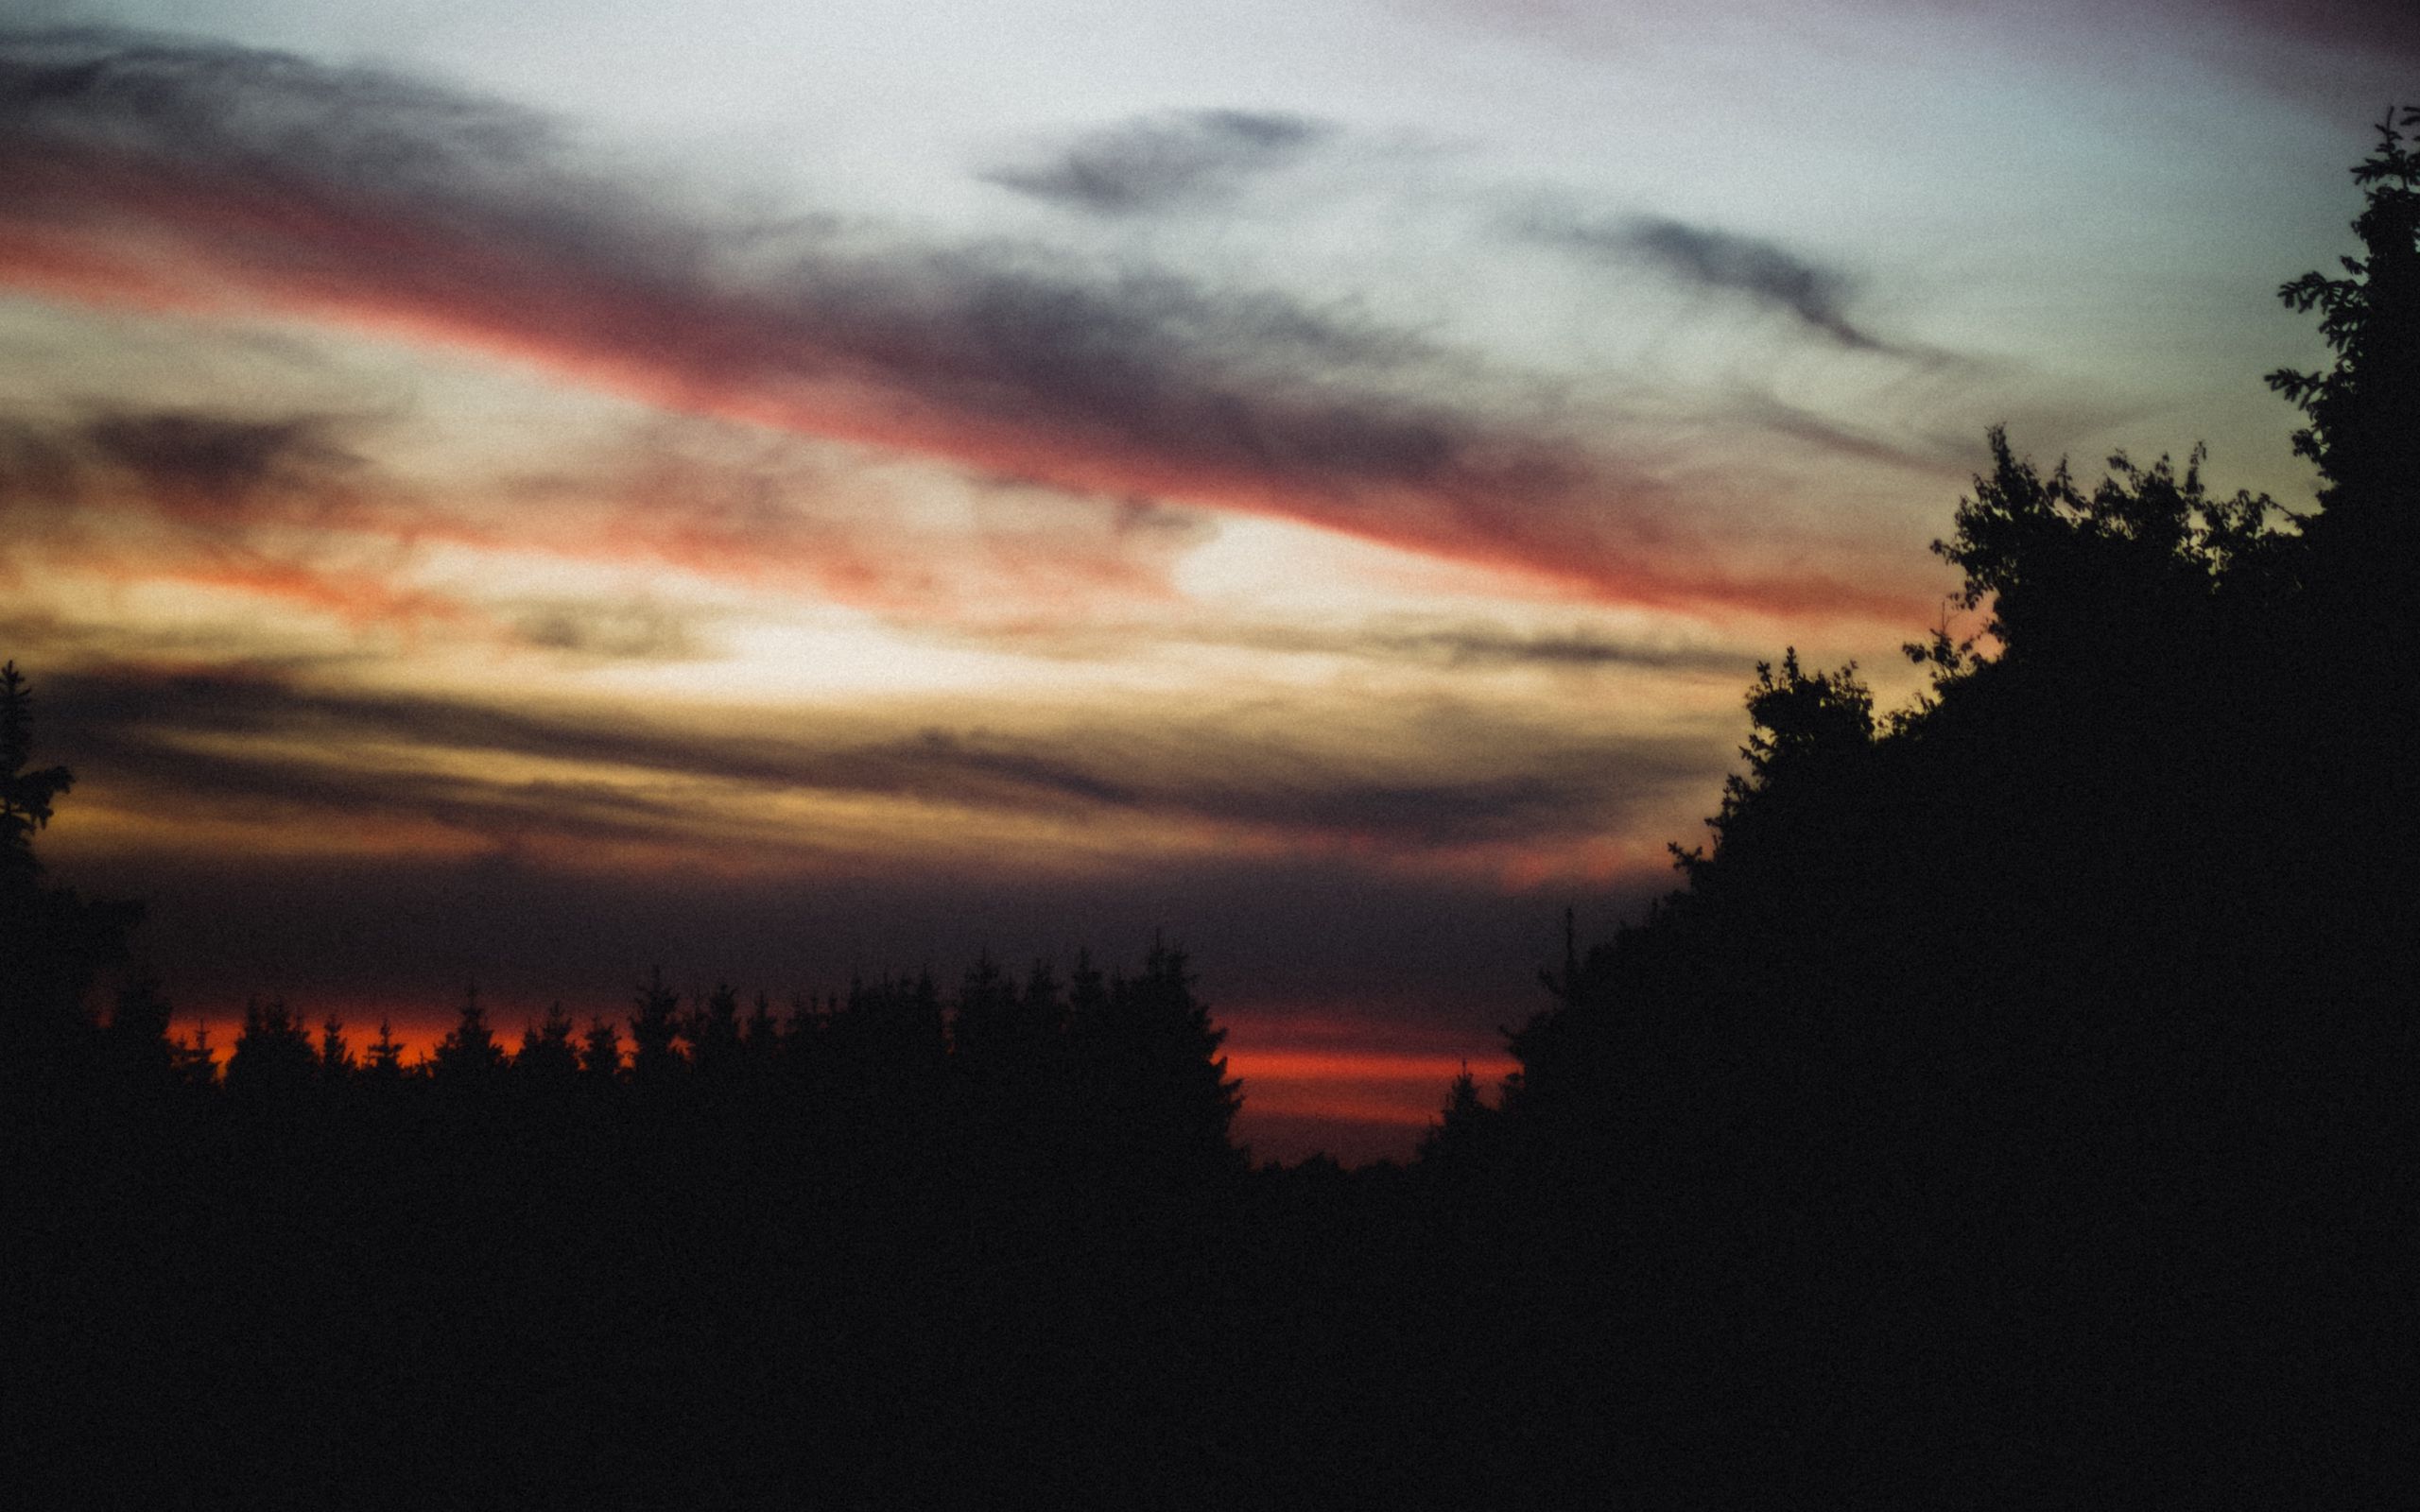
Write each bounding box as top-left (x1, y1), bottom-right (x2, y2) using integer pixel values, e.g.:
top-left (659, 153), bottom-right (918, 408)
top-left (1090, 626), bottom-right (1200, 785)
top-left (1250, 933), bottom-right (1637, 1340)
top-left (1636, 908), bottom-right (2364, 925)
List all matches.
top-left (431, 983), bottom-right (508, 1086)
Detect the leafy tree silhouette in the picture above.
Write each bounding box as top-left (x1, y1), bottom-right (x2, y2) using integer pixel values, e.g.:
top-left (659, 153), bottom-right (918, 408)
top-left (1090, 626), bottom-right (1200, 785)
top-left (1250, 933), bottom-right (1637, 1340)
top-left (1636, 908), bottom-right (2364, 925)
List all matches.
top-left (2269, 106), bottom-right (2420, 568)
top-left (1414, 113), bottom-right (2420, 1508)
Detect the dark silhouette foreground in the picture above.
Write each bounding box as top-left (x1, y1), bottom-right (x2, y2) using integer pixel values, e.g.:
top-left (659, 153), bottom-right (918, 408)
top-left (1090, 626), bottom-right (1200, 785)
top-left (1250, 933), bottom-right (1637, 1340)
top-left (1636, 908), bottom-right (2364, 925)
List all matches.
top-left (9, 115), bottom-right (2415, 1508)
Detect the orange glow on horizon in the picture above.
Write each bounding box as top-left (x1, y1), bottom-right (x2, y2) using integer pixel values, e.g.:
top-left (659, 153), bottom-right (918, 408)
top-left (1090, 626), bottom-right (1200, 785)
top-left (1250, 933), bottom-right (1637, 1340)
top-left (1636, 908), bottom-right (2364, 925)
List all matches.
top-left (161, 1000), bottom-right (1510, 1145)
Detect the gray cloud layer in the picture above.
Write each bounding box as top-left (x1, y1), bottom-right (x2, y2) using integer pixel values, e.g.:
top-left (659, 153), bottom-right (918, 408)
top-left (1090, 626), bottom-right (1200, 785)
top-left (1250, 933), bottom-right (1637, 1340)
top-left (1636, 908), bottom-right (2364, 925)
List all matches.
top-left (983, 110), bottom-right (1340, 214)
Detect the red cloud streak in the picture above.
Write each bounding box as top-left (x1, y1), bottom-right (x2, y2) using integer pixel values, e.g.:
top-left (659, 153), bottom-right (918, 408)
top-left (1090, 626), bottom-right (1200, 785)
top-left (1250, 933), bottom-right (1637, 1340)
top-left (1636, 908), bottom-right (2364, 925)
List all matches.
top-left (0, 133), bottom-right (1922, 624)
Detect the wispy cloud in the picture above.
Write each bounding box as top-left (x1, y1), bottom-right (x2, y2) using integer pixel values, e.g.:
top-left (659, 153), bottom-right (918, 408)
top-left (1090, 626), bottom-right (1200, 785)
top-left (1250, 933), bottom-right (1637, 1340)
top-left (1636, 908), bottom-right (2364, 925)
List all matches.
top-left (1533, 211), bottom-right (1882, 350)
top-left (0, 402), bottom-right (471, 623)
top-left (77, 409), bottom-right (365, 524)
top-left (42, 663), bottom-right (1722, 859)
top-left (0, 28), bottom-right (1921, 621)
top-left (960, 612), bottom-right (1747, 674)
top-left (0, 401), bottom-right (1216, 627)
top-left (982, 109), bottom-right (1340, 215)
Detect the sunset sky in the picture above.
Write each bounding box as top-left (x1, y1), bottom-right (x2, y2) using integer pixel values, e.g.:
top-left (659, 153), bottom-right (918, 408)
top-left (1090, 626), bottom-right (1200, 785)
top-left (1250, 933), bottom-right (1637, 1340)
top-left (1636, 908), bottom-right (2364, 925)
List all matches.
top-left (2, 4), bottom-right (2403, 1160)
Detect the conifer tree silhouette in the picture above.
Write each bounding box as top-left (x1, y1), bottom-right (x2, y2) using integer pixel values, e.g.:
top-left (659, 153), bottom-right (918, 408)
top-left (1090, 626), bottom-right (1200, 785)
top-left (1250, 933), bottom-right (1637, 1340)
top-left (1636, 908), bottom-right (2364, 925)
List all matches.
top-left (171, 1019), bottom-right (218, 1091)
top-left (579, 1014), bottom-right (623, 1084)
top-left (104, 972), bottom-right (177, 1089)
top-left (364, 1019), bottom-right (406, 1083)
top-left (515, 1003), bottom-right (580, 1086)
top-left (1, 661), bottom-right (139, 1079)
top-left (628, 966), bottom-right (685, 1089)
top-left (0, 662), bottom-right (71, 877)
top-left (317, 1014), bottom-right (355, 1081)
top-left (741, 989), bottom-right (781, 1071)
top-left (1089, 941), bottom-right (1244, 1187)
top-left (684, 980), bottom-right (743, 1088)
top-left (432, 983), bottom-right (508, 1086)
top-left (227, 997), bottom-right (317, 1100)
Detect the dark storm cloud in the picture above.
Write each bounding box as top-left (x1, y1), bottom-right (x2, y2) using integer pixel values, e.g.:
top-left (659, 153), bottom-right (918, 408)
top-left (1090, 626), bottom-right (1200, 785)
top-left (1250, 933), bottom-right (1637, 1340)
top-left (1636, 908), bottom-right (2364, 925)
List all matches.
top-left (42, 664), bottom-right (1718, 851)
top-left (1537, 212), bottom-right (1881, 350)
top-left (0, 27), bottom-right (1915, 618)
top-left (982, 109), bottom-right (1340, 214)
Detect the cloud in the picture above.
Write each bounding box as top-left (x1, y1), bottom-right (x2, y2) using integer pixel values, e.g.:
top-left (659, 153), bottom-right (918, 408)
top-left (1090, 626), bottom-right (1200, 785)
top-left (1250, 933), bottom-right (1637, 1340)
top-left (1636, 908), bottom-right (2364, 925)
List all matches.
top-left (961, 613), bottom-right (1746, 674)
top-left (1537, 212), bottom-right (1881, 350)
top-left (508, 600), bottom-right (708, 662)
top-left (0, 401), bottom-right (480, 623)
top-left (1359, 621), bottom-right (1745, 671)
top-left (78, 409), bottom-right (363, 524)
top-left (982, 109), bottom-right (1340, 215)
top-left (0, 28), bottom-right (1921, 622)
top-left (0, 401), bottom-right (1216, 628)
top-left (40, 663), bottom-right (1720, 859)
top-left (2, 403), bottom-right (379, 531)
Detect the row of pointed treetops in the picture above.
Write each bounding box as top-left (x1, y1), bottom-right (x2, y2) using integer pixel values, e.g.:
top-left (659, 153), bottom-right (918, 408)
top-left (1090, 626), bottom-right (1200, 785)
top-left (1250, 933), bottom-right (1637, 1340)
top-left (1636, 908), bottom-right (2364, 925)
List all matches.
top-left (8, 649), bottom-right (1248, 1171)
top-left (158, 954), bottom-right (1237, 1125)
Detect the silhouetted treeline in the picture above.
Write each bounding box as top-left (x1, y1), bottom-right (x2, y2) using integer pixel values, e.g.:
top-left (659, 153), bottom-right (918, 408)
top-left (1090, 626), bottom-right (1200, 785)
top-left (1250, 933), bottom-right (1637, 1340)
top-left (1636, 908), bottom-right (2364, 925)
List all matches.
top-left (10, 118), bottom-right (2417, 1507)
top-left (1402, 112), bottom-right (2419, 1504)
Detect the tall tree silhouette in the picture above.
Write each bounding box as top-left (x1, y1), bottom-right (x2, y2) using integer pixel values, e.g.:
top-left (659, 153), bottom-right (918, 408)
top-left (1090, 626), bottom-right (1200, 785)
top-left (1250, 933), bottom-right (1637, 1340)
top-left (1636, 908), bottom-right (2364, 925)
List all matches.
top-left (2269, 105), bottom-right (2420, 569)
top-left (683, 980), bottom-right (744, 1089)
top-left (103, 972), bottom-right (177, 1090)
top-left (579, 1014), bottom-right (623, 1084)
top-left (431, 983), bottom-right (508, 1087)
top-left (0, 662), bottom-right (72, 881)
top-left (628, 966), bottom-right (685, 1089)
top-left (317, 1014), bottom-right (355, 1081)
top-left (515, 1003), bottom-right (580, 1087)
top-left (1084, 941), bottom-right (1245, 1188)
top-left (226, 997), bottom-right (318, 1101)
top-left (0, 661), bottom-right (139, 1080)
top-left (363, 1019), bottom-right (406, 1083)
